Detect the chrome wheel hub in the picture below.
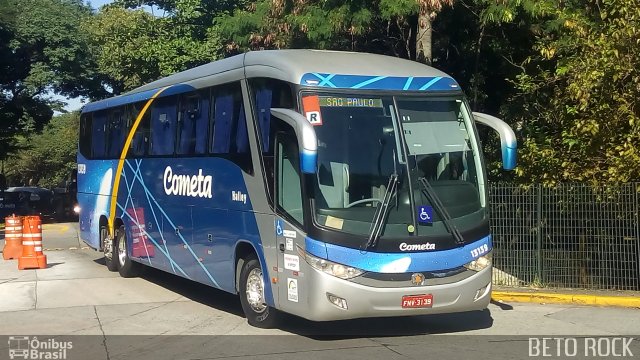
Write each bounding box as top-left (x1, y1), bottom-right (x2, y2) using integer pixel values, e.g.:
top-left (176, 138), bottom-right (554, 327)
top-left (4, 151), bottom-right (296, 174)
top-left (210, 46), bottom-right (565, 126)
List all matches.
top-left (245, 268), bottom-right (266, 313)
top-left (118, 233), bottom-right (127, 267)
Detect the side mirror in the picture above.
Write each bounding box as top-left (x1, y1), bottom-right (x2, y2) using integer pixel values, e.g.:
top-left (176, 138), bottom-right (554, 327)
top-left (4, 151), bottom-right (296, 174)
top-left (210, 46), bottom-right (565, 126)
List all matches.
top-left (473, 112), bottom-right (517, 170)
top-left (0, 173), bottom-right (6, 190)
top-left (270, 108), bottom-right (318, 174)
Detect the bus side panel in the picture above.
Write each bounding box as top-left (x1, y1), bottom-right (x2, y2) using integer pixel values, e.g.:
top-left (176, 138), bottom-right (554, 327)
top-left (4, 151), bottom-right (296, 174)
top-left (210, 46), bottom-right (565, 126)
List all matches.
top-left (116, 159), bottom-right (173, 273)
top-left (114, 158), bottom-right (275, 302)
top-left (76, 157), bottom-right (118, 250)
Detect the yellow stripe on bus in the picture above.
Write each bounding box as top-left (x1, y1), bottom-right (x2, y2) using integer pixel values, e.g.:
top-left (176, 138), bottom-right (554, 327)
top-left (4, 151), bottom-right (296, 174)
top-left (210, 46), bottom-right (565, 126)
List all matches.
top-left (108, 86), bottom-right (169, 235)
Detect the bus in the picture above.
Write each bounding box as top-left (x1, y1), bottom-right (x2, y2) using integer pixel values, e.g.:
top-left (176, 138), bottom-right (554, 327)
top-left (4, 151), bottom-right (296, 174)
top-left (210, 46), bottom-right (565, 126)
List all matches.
top-left (77, 50), bottom-right (516, 328)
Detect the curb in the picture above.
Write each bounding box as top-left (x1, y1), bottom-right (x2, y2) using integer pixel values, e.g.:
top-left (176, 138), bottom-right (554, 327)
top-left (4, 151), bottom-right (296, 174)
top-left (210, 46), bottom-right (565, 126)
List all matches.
top-left (492, 291), bottom-right (640, 308)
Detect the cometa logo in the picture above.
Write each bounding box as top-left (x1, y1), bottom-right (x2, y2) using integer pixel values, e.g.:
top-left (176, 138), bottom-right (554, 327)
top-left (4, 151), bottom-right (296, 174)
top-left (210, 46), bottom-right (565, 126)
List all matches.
top-left (163, 166), bottom-right (213, 198)
top-left (399, 242), bottom-right (436, 251)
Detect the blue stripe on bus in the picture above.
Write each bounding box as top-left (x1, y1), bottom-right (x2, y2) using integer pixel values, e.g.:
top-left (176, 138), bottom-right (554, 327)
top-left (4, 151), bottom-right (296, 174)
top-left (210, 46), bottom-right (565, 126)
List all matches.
top-left (300, 73), bottom-right (460, 92)
top-left (304, 235), bottom-right (492, 273)
top-left (300, 150), bottom-right (317, 173)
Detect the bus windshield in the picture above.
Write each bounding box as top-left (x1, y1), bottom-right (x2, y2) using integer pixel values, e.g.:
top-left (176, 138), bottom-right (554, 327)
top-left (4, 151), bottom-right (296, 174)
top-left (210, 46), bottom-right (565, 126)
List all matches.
top-left (304, 93), bottom-right (486, 240)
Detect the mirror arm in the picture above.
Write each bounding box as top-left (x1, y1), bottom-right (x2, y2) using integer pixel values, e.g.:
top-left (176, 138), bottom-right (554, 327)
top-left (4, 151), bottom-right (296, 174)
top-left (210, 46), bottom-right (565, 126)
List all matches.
top-left (270, 108), bottom-right (318, 174)
top-left (473, 112), bottom-right (517, 170)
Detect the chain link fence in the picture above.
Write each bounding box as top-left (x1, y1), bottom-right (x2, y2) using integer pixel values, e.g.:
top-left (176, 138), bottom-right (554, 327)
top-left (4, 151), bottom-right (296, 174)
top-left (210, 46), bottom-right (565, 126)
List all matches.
top-left (489, 183), bottom-right (640, 290)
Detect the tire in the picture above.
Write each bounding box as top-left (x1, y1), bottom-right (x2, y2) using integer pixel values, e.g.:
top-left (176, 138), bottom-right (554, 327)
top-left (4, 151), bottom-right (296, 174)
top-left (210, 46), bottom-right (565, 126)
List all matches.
top-left (102, 225), bottom-right (118, 272)
top-left (115, 225), bottom-right (141, 278)
top-left (238, 255), bottom-right (280, 328)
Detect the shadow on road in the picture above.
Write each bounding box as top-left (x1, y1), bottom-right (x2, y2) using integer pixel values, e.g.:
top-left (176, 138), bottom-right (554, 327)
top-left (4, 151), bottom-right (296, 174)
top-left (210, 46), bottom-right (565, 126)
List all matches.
top-left (121, 265), bottom-right (494, 337)
top-left (491, 299), bottom-right (514, 311)
top-left (45, 262), bottom-right (64, 268)
top-left (279, 309), bottom-right (493, 338)
top-left (140, 267), bottom-right (245, 318)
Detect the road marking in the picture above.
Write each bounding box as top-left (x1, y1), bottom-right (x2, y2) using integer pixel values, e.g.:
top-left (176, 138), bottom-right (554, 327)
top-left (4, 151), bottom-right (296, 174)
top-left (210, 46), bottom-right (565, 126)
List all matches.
top-left (41, 224), bottom-right (70, 232)
top-left (42, 247), bottom-right (91, 251)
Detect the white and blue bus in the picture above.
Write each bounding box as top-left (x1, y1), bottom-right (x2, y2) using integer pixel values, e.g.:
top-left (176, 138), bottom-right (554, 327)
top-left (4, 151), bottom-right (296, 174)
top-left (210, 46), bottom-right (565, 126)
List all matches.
top-left (77, 50), bottom-right (516, 327)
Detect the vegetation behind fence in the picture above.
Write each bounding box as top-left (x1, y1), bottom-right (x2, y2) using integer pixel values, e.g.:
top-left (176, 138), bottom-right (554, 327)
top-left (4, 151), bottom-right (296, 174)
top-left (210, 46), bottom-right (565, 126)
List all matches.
top-left (489, 183), bottom-right (640, 290)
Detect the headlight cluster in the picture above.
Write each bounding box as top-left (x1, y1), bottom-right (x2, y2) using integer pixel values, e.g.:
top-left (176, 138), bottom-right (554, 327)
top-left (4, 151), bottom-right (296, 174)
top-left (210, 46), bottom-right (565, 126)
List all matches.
top-left (299, 248), bottom-right (364, 279)
top-left (464, 252), bottom-right (492, 272)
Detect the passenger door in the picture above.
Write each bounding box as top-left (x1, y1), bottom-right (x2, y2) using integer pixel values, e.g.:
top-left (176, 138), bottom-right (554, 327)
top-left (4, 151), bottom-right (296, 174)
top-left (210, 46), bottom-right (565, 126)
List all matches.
top-left (273, 128), bottom-right (306, 310)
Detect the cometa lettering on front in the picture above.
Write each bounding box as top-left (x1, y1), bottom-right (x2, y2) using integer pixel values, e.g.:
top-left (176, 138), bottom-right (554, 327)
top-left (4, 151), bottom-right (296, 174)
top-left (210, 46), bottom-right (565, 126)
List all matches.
top-left (399, 242), bottom-right (436, 251)
top-left (163, 166), bottom-right (213, 198)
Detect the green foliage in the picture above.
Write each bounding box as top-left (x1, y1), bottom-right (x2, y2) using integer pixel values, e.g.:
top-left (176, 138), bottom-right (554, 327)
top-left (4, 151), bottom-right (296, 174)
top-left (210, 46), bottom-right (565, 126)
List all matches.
top-left (85, 4), bottom-right (222, 94)
top-left (4, 112), bottom-right (79, 188)
top-left (217, 0), bottom-right (377, 51)
top-left (0, 0), bottom-right (101, 160)
top-left (505, 0), bottom-right (640, 185)
top-left (217, 0), bottom-right (452, 60)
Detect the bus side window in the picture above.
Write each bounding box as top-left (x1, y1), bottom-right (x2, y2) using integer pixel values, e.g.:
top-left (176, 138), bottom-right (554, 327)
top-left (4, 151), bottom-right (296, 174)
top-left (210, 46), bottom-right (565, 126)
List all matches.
top-left (91, 110), bottom-right (108, 159)
top-left (250, 78), bottom-right (294, 154)
top-left (129, 102), bottom-right (150, 157)
top-left (249, 78), bottom-right (295, 202)
top-left (177, 91), bottom-right (210, 155)
top-left (107, 108), bottom-right (126, 158)
top-left (150, 96), bottom-right (178, 156)
top-left (210, 82), bottom-right (252, 173)
top-left (79, 113), bottom-right (92, 158)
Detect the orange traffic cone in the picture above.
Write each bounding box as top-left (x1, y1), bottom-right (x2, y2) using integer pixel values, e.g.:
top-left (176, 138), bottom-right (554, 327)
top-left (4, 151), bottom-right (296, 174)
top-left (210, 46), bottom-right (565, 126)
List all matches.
top-left (18, 215), bottom-right (47, 270)
top-left (2, 215), bottom-right (23, 260)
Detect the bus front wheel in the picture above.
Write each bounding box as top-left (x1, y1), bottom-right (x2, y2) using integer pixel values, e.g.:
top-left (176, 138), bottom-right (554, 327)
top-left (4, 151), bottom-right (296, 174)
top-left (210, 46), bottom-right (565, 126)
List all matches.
top-left (239, 255), bottom-right (279, 328)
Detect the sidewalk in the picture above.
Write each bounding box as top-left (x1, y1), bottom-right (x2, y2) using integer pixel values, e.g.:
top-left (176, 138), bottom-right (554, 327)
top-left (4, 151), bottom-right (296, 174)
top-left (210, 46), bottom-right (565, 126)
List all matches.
top-left (492, 286), bottom-right (640, 308)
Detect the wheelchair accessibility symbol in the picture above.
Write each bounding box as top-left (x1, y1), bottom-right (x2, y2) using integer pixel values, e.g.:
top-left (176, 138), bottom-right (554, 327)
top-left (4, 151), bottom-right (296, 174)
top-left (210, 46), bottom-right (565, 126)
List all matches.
top-left (275, 219), bottom-right (284, 236)
top-left (417, 206), bottom-right (433, 224)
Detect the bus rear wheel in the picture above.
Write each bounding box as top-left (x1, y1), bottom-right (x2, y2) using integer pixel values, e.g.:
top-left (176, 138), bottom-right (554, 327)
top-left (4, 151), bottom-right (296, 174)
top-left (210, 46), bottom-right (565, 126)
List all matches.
top-left (115, 225), bottom-right (141, 278)
top-left (101, 225), bottom-right (117, 272)
top-left (239, 255), bottom-right (279, 328)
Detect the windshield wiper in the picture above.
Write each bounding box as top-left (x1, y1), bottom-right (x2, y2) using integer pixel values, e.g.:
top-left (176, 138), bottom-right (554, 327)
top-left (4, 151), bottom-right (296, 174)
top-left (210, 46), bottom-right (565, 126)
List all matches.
top-left (364, 173), bottom-right (398, 250)
top-left (417, 177), bottom-right (465, 245)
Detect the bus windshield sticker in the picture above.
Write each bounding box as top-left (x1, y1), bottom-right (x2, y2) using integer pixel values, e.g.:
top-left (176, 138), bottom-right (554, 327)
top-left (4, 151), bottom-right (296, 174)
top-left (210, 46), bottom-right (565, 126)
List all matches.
top-left (319, 97), bottom-right (383, 108)
top-left (275, 219), bottom-right (284, 236)
top-left (325, 215), bottom-right (344, 230)
top-left (417, 205), bottom-right (434, 224)
top-left (302, 95), bottom-right (322, 126)
top-left (285, 238), bottom-right (294, 251)
top-left (283, 229), bottom-right (296, 238)
top-left (287, 278), bottom-right (299, 302)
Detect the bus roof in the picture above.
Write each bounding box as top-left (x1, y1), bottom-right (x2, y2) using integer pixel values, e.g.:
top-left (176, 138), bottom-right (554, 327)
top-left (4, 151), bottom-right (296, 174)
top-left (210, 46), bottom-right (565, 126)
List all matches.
top-left (83, 50), bottom-right (459, 113)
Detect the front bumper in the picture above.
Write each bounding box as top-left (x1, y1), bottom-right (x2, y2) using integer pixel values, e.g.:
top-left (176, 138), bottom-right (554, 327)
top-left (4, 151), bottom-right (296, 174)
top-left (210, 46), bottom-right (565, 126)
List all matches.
top-left (299, 265), bottom-right (492, 322)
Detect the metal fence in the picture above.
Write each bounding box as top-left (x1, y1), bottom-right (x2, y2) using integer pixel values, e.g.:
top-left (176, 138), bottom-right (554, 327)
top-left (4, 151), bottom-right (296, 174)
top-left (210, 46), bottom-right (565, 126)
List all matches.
top-left (489, 183), bottom-right (640, 290)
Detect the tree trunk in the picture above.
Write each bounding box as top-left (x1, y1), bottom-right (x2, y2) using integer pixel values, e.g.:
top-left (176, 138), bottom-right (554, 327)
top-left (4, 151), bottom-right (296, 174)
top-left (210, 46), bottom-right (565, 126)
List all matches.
top-left (416, 11), bottom-right (432, 65)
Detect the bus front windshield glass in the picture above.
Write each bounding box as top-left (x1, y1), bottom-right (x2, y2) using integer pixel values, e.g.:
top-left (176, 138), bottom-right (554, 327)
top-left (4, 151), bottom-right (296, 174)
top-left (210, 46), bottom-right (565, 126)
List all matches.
top-left (303, 93), bottom-right (486, 240)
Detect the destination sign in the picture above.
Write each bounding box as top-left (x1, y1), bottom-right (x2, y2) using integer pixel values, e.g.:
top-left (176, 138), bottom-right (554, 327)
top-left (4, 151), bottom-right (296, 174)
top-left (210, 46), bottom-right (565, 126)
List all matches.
top-left (319, 97), bottom-right (383, 108)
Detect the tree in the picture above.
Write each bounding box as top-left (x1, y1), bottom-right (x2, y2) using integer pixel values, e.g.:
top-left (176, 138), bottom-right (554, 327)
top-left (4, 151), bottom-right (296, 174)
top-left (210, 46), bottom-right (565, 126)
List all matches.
top-left (0, 0), bottom-right (102, 160)
top-left (85, 2), bottom-right (223, 94)
top-left (217, 0), bottom-right (455, 63)
top-left (415, 0), bottom-right (454, 64)
top-left (4, 112), bottom-right (79, 188)
top-left (503, 0), bottom-right (640, 184)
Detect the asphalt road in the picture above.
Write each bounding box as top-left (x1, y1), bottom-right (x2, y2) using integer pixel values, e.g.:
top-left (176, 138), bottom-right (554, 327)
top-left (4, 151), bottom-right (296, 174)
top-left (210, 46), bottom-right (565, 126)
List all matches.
top-left (0, 223), bottom-right (639, 360)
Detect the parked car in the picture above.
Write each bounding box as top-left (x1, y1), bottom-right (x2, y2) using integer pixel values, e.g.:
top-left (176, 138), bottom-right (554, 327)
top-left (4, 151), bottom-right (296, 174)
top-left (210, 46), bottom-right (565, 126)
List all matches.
top-left (2, 186), bottom-right (55, 217)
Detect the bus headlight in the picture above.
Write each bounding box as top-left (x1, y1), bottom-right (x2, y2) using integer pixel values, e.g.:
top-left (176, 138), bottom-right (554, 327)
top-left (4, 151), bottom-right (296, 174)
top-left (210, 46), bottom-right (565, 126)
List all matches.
top-left (298, 248), bottom-right (364, 280)
top-left (73, 205), bottom-right (81, 214)
top-left (464, 252), bottom-right (492, 272)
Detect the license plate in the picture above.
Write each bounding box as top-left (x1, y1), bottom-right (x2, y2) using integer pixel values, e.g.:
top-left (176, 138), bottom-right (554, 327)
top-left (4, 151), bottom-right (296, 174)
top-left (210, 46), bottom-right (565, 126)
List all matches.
top-left (401, 294), bottom-right (433, 308)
